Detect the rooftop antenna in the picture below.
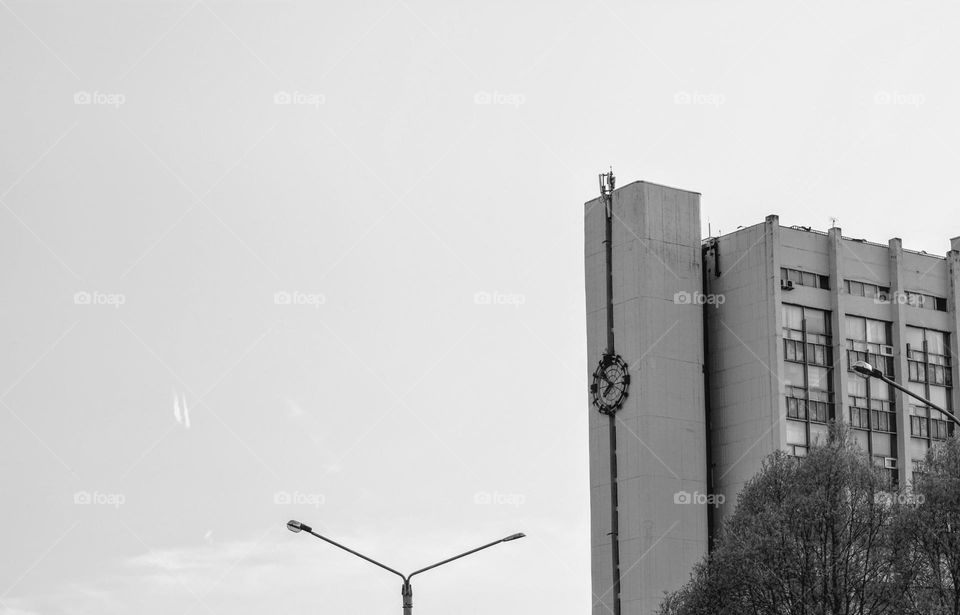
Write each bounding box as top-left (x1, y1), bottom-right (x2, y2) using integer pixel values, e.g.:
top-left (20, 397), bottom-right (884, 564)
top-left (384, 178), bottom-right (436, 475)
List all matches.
top-left (599, 166), bottom-right (615, 202)
top-left (830, 217), bottom-right (839, 229)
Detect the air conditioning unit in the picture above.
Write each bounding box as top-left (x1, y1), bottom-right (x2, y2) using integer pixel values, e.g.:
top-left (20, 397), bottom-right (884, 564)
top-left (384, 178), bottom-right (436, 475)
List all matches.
top-left (879, 345), bottom-right (894, 357)
top-left (781, 280), bottom-right (795, 291)
top-left (884, 457), bottom-right (898, 470)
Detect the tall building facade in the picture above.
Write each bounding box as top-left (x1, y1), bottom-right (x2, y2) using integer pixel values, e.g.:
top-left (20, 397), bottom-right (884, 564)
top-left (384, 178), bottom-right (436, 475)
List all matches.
top-left (585, 182), bottom-right (709, 615)
top-left (703, 216), bottom-right (960, 528)
top-left (585, 184), bottom-right (960, 615)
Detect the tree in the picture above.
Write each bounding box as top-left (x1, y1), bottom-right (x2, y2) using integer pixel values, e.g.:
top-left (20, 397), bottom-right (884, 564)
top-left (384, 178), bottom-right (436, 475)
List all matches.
top-left (659, 423), bottom-right (905, 615)
top-left (895, 436), bottom-right (960, 615)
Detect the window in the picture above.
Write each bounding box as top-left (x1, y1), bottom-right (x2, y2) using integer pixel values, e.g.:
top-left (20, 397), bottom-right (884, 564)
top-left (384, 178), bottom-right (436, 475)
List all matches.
top-left (845, 279), bottom-right (890, 300)
top-left (904, 291), bottom-right (948, 312)
top-left (847, 315), bottom-right (897, 480)
top-left (905, 327), bottom-right (954, 469)
top-left (846, 315), bottom-right (894, 376)
top-left (782, 268), bottom-right (830, 289)
top-left (782, 304), bottom-right (834, 456)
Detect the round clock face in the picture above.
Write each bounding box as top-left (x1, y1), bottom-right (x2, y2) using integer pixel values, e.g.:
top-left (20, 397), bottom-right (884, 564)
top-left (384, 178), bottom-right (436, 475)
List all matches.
top-left (591, 353), bottom-right (630, 414)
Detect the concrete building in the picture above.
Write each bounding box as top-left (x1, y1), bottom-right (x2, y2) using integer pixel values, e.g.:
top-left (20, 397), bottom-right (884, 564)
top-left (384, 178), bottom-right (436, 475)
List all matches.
top-left (585, 182), bottom-right (709, 615)
top-left (703, 217), bottom-right (960, 529)
top-left (585, 184), bottom-right (960, 615)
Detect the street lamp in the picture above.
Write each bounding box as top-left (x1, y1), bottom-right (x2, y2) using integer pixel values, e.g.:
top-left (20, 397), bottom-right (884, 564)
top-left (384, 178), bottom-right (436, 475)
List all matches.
top-left (851, 360), bottom-right (960, 428)
top-left (286, 520), bottom-right (525, 614)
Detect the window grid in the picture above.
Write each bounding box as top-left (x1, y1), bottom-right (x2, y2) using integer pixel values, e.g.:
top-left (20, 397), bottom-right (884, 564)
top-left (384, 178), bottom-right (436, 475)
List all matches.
top-left (782, 304), bottom-right (834, 458)
top-left (845, 279), bottom-right (890, 300)
top-left (845, 315), bottom-right (898, 486)
top-left (781, 268), bottom-right (830, 290)
top-left (904, 291), bottom-right (948, 312)
top-left (905, 329), bottom-right (955, 459)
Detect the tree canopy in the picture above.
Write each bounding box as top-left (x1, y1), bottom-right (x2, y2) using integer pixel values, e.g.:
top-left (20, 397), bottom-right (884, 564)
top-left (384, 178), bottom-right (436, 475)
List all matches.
top-left (658, 424), bottom-right (960, 615)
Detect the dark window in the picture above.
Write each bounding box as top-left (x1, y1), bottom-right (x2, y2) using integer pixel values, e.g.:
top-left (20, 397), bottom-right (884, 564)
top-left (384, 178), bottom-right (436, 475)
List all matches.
top-left (782, 268), bottom-right (829, 289)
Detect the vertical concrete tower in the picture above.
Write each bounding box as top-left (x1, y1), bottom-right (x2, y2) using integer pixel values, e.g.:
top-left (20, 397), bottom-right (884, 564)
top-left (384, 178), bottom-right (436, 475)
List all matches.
top-left (585, 181), bottom-right (708, 615)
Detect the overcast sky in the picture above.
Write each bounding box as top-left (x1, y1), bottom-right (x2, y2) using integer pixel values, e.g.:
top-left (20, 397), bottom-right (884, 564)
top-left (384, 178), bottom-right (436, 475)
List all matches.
top-left (1, 1), bottom-right (958, 614)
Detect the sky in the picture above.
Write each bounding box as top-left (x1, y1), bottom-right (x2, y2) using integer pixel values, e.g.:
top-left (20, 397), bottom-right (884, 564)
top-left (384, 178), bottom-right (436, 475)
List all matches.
top-left (1, 1), bottom-right (959, 614)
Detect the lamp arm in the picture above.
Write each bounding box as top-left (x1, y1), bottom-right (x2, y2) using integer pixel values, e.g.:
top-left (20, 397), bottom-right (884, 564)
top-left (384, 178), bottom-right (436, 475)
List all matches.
top-left (408, 538), bottom-right (506, 580)
top-left (874, 372), bottom-right (960, 427)
top-left (305, 529), bottom-right (407, 581)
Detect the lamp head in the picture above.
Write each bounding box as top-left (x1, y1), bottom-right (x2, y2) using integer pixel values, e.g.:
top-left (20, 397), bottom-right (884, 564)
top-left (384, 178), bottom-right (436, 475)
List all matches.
top-left (851, 361), bottom-right (881, 378)
top-left (287, 520), bottom-right (312, 533)
top-left (502, 532), bottom-right (526, 542)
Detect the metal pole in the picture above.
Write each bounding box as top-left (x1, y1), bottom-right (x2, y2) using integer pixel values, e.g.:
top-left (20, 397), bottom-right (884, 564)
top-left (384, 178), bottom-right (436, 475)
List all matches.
top-left (402, 580), bottom-right (412, 615)
top-left (604, 177), bottom-right (615, 355)
top-left (600, 171), bottom-right (622, 615)
top-left (608, 413), bottom-right (622, 615)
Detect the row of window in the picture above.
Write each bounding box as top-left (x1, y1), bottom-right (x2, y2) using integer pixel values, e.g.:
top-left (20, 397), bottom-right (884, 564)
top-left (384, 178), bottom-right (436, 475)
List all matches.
top-left (849, 406), bottom-right (895, 432)
top-left (910, 415), bottom-right (951, 439)
top-left (784, 339), bottom-right (831, 365)
top-left (781, 268), bottom-right (830, 289)
top-left (908, 360), bottom-right (952, 386)
top-left (778, 266), bottom-right (947, 312)
top-left (786, 396), bottom-right (831, 422)
top-left (843, 277), bottom-right (947, 312)
top-left (903, 291), bottom-right (948, 312)
top-left (845, 279), bottom-right (890, 300)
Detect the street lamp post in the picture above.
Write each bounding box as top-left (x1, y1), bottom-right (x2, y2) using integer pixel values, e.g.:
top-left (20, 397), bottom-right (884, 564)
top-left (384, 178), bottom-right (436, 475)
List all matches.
top-left (286, 520), bottom-right (525, 614)
top-left (851, 360), bottom-right (960, 428)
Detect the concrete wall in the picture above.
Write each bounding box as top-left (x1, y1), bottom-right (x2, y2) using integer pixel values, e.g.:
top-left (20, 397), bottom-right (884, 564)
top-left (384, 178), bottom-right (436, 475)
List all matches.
top-left (585, 182), bottom-right (707, 615)
top-left (702, 216), bottom-right (783, 531)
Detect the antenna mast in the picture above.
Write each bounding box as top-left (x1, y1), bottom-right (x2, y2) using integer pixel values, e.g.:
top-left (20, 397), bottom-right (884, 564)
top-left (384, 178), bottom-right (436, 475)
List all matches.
top-left (598, 167), bottom-right (622, 615)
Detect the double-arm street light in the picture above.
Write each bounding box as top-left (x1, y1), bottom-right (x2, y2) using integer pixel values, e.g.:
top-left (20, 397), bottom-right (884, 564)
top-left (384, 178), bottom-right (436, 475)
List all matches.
top-left (851, 360), bottom-right (960, 428)
top-left (286, 520), bottom-right (525, 613)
